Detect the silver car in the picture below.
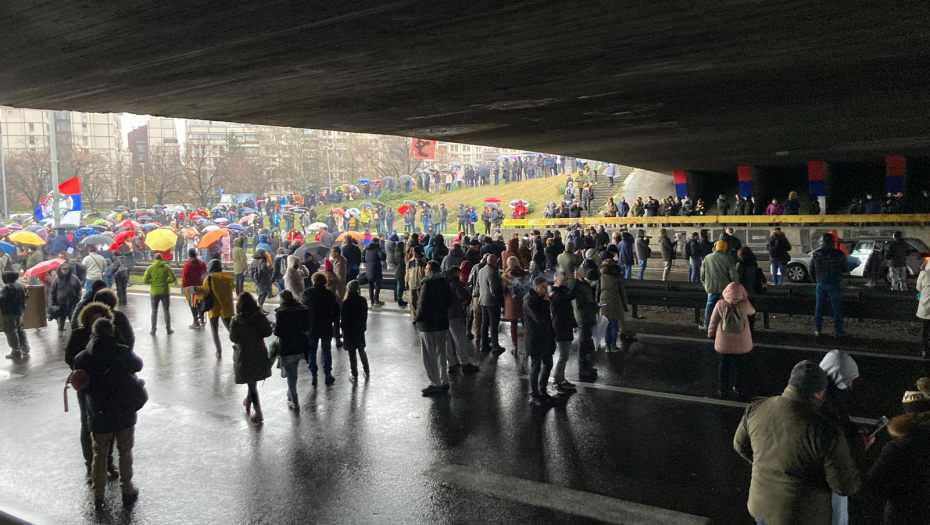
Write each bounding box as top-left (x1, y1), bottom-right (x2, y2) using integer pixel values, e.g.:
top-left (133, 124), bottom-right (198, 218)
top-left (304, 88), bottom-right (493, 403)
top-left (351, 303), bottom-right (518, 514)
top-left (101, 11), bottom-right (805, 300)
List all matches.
top-left (786, 237), bottom-right (929, 282)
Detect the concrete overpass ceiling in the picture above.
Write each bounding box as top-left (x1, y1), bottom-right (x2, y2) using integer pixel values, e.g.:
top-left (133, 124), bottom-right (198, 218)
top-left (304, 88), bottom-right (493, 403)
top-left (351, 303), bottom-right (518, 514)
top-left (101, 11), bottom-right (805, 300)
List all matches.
top-left (2, 1), bottom-right (929, 171)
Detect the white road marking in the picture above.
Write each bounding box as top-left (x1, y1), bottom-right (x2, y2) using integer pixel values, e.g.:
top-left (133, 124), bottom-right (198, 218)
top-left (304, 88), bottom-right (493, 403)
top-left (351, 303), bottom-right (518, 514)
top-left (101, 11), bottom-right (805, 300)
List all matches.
top-left (423, 462), bottom-right (712, 525)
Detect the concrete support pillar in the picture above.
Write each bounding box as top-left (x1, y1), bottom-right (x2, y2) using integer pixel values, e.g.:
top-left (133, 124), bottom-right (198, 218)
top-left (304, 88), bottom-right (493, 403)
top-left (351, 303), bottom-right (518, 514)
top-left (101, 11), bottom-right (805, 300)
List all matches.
top-left (807, 161), bottom-right (828, 215)
top-left (886, 155), bottom-right (906, 195)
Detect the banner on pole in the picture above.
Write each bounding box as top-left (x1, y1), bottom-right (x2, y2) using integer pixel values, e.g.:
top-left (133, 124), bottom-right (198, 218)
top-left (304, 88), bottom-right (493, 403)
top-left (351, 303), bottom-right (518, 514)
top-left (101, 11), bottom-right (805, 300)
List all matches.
top-left (408, 138), bottom-right (436, 160)
top-left (35, 176), bottom-right (81, 225)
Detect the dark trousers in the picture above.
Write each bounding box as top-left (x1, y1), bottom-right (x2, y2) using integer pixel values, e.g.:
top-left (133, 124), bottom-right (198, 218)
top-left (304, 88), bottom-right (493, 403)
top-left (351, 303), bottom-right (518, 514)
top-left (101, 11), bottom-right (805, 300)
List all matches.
top-left (369, 279), bottom-right (381, 303)
top-left (234, 273), bottom-right (245, 296)
top-left (150, 294), bottom-right (171, 331)
top-left (115, 275), bottom-right (129, 306)
top-left (529, 354), bottom-right (553, 395)
top-left (346, 343), bottom-right (369, 376)
top-left (307, 336), bottom-right (333, 377)
top-left (718, 353), bottom-right (748, 392)
top-left (922, 319), bottom-right (930, 348)
top-left (480, 305), bottom-right (501, 351)
top-left (395, 279), bottom-right (405, 304)
top-left (578, 321), bottom-right (595, 371)
top-left (78, 392), bottom-right (113, 468)
top-left (209, 316), bottom-right (231, 354)
top-left (190, 302), bottom-right (204, 325)
top-left (2, 314), bottom-right (27, 352)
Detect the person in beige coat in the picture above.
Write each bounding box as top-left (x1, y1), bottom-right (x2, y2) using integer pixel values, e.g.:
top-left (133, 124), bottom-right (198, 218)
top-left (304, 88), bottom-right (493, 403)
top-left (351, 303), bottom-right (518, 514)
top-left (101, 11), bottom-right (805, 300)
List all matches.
top-left (327, 246), bottom-right (348, 300)
top-left (708, 281), bottom-right (755, 399)
top-left (917, 260), bottom-right (930, 357)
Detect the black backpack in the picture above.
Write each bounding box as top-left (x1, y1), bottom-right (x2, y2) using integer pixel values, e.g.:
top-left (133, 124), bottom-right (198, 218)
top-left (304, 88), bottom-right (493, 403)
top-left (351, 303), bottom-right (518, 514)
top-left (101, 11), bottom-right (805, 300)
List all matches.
top-left (97, 361), bottom-right (148, 414)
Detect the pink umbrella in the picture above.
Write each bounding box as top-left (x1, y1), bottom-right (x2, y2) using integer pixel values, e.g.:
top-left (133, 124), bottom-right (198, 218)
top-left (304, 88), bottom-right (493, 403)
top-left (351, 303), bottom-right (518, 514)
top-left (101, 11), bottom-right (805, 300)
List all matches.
top-left (23, 258), bottom-right (63, 279)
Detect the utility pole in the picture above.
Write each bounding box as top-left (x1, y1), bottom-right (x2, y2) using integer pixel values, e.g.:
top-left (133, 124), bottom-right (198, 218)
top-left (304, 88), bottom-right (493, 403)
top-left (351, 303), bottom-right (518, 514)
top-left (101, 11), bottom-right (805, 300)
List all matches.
top-left (325, 148), bottom-right (333, 191)
top-left (0, 110), bottom-right (7, 219)
top-left (48, 111), bottom-right (60, 225)
top-left (140, 162), bottom-right (147, 208)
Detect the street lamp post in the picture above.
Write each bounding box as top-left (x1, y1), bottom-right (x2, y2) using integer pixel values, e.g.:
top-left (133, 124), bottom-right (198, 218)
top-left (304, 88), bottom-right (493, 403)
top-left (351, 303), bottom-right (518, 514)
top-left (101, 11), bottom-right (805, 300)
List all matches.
top-left (48, 111), bottom-right (60, 225)
top-left (140, 162), bottom-right (147, 208)
top-left (0, 112), bottom-right (7, 219)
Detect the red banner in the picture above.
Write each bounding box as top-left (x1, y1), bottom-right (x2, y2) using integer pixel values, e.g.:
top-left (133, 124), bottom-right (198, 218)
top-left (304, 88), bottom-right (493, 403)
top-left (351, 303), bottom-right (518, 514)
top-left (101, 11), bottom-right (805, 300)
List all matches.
top-left (408, 138), bottom-right (436, 160)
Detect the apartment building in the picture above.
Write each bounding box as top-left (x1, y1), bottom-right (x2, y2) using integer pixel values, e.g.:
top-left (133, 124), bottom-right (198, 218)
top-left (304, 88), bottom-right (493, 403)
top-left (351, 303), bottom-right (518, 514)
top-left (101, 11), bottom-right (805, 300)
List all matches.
top-left (0, 107), bottom-right (123, 164)
top-left (127, 116), bottom-right (179, 165)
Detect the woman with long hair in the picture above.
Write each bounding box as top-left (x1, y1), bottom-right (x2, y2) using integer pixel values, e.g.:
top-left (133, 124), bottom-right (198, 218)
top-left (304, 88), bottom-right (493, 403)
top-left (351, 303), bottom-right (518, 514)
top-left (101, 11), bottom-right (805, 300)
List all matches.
top-left (229, 292), bottom-right (273, 423)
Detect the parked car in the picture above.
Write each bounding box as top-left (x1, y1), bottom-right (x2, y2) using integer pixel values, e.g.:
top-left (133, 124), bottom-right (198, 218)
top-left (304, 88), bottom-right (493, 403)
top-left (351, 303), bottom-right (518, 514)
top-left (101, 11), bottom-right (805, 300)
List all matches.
top-left (787, 237), bottom-right (930, 282)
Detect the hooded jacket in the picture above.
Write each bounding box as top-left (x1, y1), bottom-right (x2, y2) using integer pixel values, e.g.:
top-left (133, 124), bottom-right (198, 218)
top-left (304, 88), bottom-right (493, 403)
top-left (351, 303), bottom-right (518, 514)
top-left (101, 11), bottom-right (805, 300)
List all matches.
top-left (810, 237), bottom-right (847, 285)
top-left (868, 411), bottom-right (930, 525)
top-left (440, 247), bottom-right (465, 272)
top-left (0, 272), bottom-right (28, 317)
top-left (364, 240), bottom-right (386, 281)
top-left (273, 301), bottom-right (310, 357)
top-left (415, 272), bottom-right (453, 332)
top-left (341, 292), bottom-right (368, 347)
top-left (708, 282), bottom-right (756, 354)
top-left (229, 308), bottom-right (273, 384)
top-left (73, 333), bottom-right (144, 434)
top-left (300, 283), bottom-right (340, 339)
top-left (523, 288), bottom-right (555, 358)
top-left (142, 258), bottom-right (176, 295)
top-left (283, 255), bottom-right (310, 296)
top-left (596, 263), bottom-right (628, 321)
top-left (634, 230), bottom-right (650, 261)
top-left (201, 263), bottom-right (235, 319)
top-left (232, 237), bottom-right (248, 274)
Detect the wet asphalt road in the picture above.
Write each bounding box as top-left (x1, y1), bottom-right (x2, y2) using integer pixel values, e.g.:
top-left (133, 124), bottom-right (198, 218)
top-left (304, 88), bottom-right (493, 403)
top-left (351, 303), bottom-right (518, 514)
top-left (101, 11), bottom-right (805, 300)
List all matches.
top-left (0, 293), bottom-right (923, 525)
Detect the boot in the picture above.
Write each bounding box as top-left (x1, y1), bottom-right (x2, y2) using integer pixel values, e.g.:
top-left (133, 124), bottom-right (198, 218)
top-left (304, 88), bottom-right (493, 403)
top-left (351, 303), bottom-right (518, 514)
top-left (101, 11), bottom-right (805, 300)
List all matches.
top-left (249, 399), bottom-right (263, 423)
top-left (243, 395), bottom-right (251, 415)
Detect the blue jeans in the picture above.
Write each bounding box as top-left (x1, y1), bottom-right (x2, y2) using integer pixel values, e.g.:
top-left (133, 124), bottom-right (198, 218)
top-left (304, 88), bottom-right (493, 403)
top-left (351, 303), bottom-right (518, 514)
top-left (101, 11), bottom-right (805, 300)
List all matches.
top-left (306, 336), bottom-right (333, 376)
top-left (831, 493), bottom-right (848, 525)
top-left (704, 293), bottom-right (722, 328)
top-left (422, 218), bottom-right (430, 232)
top-left (440, 220), bottom-right (447, 233)
top-left (605, 319), bottom-right (619, 347)
top-left (770, 260), bottom-right (787, 286)
top-left (688, 262), bottom-right (701, 283)
top-left (622, 265), bottom-right (632, 280)
top-left (284, 360), bottom-right (299, 402)
top-left (815, 282), bottom-right (844, 334)
top-left (637, 259), bottom-right (647, 279)
top-left (85, 280), bottom-right (96, 293)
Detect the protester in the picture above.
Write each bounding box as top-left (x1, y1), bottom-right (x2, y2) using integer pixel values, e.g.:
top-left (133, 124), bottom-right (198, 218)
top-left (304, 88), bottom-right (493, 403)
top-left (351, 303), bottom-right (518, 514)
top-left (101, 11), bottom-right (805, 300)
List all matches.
top-left (142, 253), bottom-right (176, 335)
top-left (283, 255), bottom-right (309, 296)
top-left (524, 276), bottom-right (555, 405)
top-left (393, 239), bottom-right (407, 307)
top-left (478, 254), bottom-right (503, 354)
top-left (200, 259), bottom-right (235, 357)
top-left (51, 264), bottom-right (83, 333)
top-left (181, 248), bottom-right (207, 329)
top-left (634, 230), bottom-right (650, 280)
top-left (444, 266), bottom-right (480, 375)
top-left (229, 292), bottom-right (272, 424)
top-left (502, 257), bottom-right (526, 356)
top-left (82, 246), bottom-right (108, 293)
top-left (327, 245), bottom-right (348, 300)
top-left (111, 247), bottom-right (131, 305)
top-left (736, 247), bottom-right (766, 334)
top-left (364, 236), bottom-right (386, 306)
top-left (274, 290), bottom-right (310, 410)
top-left (250, 249), bottom-right (273, 307)
top-left (918, 259), bottom-right (930, 358)
top-left (417, 261), bottom-right (454, 396)
top-left (232, 237), bottom-right (247, 295)
top-left (766, 227), bottom-right (792, 286)
top-left (406, 246), bottom-right (427, 320)
top-left (74, 317), bottom-right (145, 508)
top-left (573, 268), bottom-right (600, 382)
top-left (885, 231), bottom-right (909, 292)
top-left (0, 271), bottom-right (29, 359)
top-left (597, 258), bottom-right (630, 353)
top-left (301, 272), bottom-right (341, 385)
top-left (94, 289), bottom-right (134, 350)
top-left (811, 233), bottom-right (847, 337)
top-left (71, 279), bottom-right (107, 328)
top-left (341, 280), bottom-right (370, 380)
top-left (700, 240), bottom-right (738, 330)
top-left (733, 361), bottom-right (860, 525)
top-left (707, 282), bottom-right (755, 399)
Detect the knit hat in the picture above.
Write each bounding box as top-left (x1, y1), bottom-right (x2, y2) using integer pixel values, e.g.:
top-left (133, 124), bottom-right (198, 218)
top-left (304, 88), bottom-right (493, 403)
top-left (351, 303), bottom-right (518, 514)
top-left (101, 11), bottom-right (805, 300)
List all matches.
top-left (714, 240), bottom-right (728, 252)
top-left (584, 268), bottom-right (599, 281)
top-left (91, 317), bottom-right (115, 338)
top-left (506, 256), bottom-right (520, 270)
top-left (788, 360), bottom-right (828, 394)
top-left (347, 280), bottom-right (361, 295)
top-left (902, 377), bottom-right (930, 413)
top-left (585, 248), bottom-right (596, 259)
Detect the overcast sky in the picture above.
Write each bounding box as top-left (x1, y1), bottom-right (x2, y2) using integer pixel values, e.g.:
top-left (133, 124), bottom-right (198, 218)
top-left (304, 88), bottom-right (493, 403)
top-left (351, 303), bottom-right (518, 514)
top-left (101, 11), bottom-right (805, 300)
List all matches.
top-left (120, 113), bottom-right (186, 149)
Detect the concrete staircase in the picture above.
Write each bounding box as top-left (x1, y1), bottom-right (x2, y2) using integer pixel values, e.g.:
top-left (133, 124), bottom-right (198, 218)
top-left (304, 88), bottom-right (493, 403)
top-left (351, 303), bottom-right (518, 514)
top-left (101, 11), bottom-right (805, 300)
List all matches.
top-left (587, 166), bottom-right (633, 216)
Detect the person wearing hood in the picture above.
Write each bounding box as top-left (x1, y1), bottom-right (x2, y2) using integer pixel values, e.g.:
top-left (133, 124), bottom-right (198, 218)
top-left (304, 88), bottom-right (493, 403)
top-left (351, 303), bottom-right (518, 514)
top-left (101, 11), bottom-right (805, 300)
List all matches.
top-left (658, 228), bottom-right (677, 281)
top-left (733, 361), bottom-right (861, 525)
top-left (274, 290), bottom-right (310, 411)
top-left (111, 246), bottom-right (131, 306)
top-left (301, 272), bottom-right (341, 385)
top-left (707, 282), bottom-right (755, 399)
top-left (597, 259), bottom-right (630, 353)
top-left (71, 279), bottom-right (108, 328)
top-left (885, 231), bottom-right (909, 292)
top-left (700, 240), bottom-right (738, 330)
top-left (818, 350), bottom-right (872, 525)
top-left (811, 233), bottom-right (848, 337)
top-left (441, 242), bottom-right (465, 272)
top-left (284, 254), bottom-right (309, 296)
top-left (52, 263), bottom-right (83, 333)
top-left (229, 292), bottom-right (273, 424)
top-left (868, 378), bottom-right (930, 525)
top-left (716, 194), bottom-right (732, 215)
top-left (341, 280), bottom-right (370, 380)
top-left (200, 259), bottom-right (235, 357)
top-left (393, 238), bottom-right (407, 307)
top-left (766, 227), bottom-right (792, 286)
top-left (181, 248), bottom-right (208, 329)
top-left (0, 271), bottom-right (29, 359)
top-left (633, 229), bottom-right (650, 280)
top-left (502, 257), bottom-right (526, 357)
top-left (249, 249), bottom-right (273, 307)
top-left (364, 237), bottom-right (386, 306)
top-left (417, 261), bottom-right (454, 396)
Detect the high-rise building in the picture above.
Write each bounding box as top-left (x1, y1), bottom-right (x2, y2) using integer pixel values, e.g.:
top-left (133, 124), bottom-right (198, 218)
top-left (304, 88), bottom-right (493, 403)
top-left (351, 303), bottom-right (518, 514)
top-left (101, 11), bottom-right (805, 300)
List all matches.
top-left (127, 116), bottom-right (178, 165)
top-left (0, 107), bottom-right (123, 164)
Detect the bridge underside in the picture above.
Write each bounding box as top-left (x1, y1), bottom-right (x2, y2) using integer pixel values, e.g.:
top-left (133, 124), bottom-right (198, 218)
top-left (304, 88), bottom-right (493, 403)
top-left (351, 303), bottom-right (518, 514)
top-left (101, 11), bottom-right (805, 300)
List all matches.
top-left (2, 1), bottom-right (929, 170)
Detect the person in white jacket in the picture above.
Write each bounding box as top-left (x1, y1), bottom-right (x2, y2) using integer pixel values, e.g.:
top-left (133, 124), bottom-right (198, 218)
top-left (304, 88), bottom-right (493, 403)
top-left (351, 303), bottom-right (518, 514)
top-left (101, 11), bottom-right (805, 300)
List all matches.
top-left (81, 247), bottom-right (108, 293)
top-left (283, 255), bottom-right (309, 297)
top-left (917, 259), bottom-right (930, 357)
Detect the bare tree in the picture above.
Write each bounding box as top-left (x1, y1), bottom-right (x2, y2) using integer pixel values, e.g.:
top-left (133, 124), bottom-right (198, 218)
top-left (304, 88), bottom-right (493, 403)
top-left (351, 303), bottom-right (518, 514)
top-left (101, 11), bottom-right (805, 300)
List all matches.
top-left (5, 149), bottom-right (51, 211)
top-left (365, 135), bottom-right (424, 180)
top-left (266, 128), bottom-right (323, 192)
top-left (106, 157), bottom-right (131, 208)
top-left (143, 146), bottom-right (183, 205)
top-left (182, 140), bottom-right (223, 206)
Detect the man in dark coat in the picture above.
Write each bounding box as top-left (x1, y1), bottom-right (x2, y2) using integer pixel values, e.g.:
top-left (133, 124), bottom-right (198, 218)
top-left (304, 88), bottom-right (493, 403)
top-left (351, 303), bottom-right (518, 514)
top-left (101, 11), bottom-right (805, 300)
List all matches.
top-left (810, 233), bottom-right (848, 337)
top-left (74, 317), bottom-right (144, 507)
top-left (525, 277), bottom-right (556, 405)
top-left (300, 272), bottom-right (341, 385)
top-left (549, 271), bottom-right (578, 394)
top-left (341, 280), bottom-right (370, 379)
top-left (364, 237), bottom-right (386, 306)
top-left (417, 261), bottom-right (454, 396)
top-left (445, 267), bottom-right (480, 375)
top-left (342, 237), bottom-right (362, 283)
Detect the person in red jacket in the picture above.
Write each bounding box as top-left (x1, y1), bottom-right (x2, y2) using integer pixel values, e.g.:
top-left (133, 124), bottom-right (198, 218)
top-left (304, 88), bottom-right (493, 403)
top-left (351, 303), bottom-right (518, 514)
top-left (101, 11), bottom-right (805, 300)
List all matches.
top-left (513, 201), bottom-right (528, 219)
top-left (181, 248), bottom-right (207, 328)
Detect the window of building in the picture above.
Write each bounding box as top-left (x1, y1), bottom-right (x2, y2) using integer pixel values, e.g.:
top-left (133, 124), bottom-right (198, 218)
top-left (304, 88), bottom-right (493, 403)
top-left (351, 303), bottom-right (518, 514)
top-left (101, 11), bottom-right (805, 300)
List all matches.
top-left (28, 123), bottom-right (34, 132)
top-left (82, 137), bottom-right (88, 146)
top-left (81, 113), bottom-right (87, 122)
top-left (82, 123), bottom-right (88, 132)
top-left (28, 136), bottom-right (35, 145)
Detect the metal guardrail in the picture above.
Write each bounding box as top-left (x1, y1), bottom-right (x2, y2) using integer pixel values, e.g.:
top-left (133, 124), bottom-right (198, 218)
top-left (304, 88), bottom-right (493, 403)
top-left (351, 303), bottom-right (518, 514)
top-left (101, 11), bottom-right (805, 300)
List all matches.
top-left (502, 213), bottom-right (930, 228)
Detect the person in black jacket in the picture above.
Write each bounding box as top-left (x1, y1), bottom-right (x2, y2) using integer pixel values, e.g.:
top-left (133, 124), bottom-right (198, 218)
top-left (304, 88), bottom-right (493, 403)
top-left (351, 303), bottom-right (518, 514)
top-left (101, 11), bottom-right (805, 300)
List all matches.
top-left (71, 279), bottom-right (107, 328)
top-left (274, 290), bottom-right (310, 410)
top-left (364, 237), bottom-right (386, 306)
top-left (393, 239), bottom-right (407, 307)
top-left (525, 277), bottom-right (556, 405)
top-left (341, 281), bottom-right (370, 379)
top-left (342, 237), bottom-right (362, 283)
top-left (94, 289), bottom-right (135, 351)
top-left (444, 267), bottom-right (480, 375)
top-left (0, 271), bottom-right (29, 359)
top-left (74, 317), bottom-right (144, 507)
top-left (418, 261), bottom-right (454, 396)
top-left (300, 272), bottom-right (341, 385)
top-left (51, 263), bottom-right (83, 332)
top-left (810, 233), bottom-right (847, 337)
top-left (549, 271), bottom-right (578, 394)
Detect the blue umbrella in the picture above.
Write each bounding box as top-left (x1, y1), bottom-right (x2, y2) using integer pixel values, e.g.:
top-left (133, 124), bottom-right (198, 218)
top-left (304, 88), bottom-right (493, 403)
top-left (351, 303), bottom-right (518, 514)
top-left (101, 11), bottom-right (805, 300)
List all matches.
top-left (239, 207), bottom-right (258, 217)
top-left (450, 163), bottom-right (461, 168)
top-left (358, 178), bottom-right (370, 185)
top-left (73, 227), bottom-right (98, 239)
top-left (0, 241), bottom-right (14, 254)
top-left (142, 223), bottom-right (159, 232)
top-left (24, 225), bottom-right (44, 232)
top-left (256, 242), bottom-right (272, 253)
top-left (226, 224), bottom-right (245, 232)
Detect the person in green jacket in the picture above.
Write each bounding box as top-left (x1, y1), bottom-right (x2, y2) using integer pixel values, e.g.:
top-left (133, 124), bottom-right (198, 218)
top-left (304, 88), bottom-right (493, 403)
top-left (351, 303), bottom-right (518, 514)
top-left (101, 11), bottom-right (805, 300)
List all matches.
top-left (734, 361), bottom-right (860, 525)
top-left (232, 237), bottom-right (248, 295)
top-left (700, 240), bottom-right (738, 329)
top-left (142, 253), bottom-right (176, 335)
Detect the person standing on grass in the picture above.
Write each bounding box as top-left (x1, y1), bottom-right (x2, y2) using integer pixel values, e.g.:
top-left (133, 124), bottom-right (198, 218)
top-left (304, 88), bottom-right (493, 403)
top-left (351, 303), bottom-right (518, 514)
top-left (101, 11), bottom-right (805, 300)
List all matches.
top-left (229, 292), bottom-right (272, 424)
top-left (142, 253), bottom-right (176, 336)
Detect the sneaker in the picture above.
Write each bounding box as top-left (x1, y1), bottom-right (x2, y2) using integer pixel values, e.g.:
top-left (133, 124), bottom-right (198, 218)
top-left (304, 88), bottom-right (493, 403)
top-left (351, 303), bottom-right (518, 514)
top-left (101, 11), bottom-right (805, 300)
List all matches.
top-left (698, 324), bottom-right (708, 331)
top-left (188, 323), bottom-right (200, 329)
top-left (325, 375), bottom-right (336, 385)
top-left (421, 385), bottom-right (444, 396)
top-left (462, 363), bottom-right (480, 374)
top-left (166, 328), bottom-right (174, 335)
top-left (121, 486), bottom-right (139, 506)
top-left (814, 330), bottom-right (821, 337)
top-left (554, 383), bottom-right (571, 394)
top-left (4, 351), bottom-right (21, 359)
top-left (559, 380), bottom-right (577, 389)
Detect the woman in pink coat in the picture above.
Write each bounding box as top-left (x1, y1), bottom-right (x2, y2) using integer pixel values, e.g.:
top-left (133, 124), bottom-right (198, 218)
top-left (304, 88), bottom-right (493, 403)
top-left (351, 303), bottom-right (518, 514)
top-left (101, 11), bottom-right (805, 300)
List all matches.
top-left (221, 235), bottom-right (231, 263)
top-left (708, 282), bottom-right (756, 400)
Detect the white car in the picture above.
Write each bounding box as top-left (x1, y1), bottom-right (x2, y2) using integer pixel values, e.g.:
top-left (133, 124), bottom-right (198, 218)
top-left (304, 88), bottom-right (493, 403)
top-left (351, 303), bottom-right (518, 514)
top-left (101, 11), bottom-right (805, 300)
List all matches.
top-left (787, 237), bottom-right (930, 282)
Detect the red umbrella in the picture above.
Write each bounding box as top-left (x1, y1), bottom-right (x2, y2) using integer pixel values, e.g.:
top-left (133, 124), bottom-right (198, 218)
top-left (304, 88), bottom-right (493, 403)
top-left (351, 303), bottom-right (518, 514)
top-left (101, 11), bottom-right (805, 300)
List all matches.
top-left (0, 228), bottom-right (11, 237)
top-left (239, 214), bottom-right (257, 225)
top-left (116, 219), bottom-right (141, 229)
top-left (373, 179), bottom-right (382, 184)
top-left (484, 196), bottom-right (501, 203)
top-left (23, 258), bottom-right (63, 279)
top-left (112, 230), bottom-right (135, 245)
top-left (191, 210), bottom-right (207, 217)
top-left (397, 205), bottom-right (412, 216)
top-left (332, 208), bottom-right (346, 216)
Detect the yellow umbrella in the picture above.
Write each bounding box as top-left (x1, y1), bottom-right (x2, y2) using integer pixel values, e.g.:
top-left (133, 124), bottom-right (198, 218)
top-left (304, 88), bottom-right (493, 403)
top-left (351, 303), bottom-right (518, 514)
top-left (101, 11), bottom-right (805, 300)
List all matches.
top-left (144, 228), bottom-right (179, 252)
top-left (9, 231), bottom-right (46, 246)
top-left (198, 227), bottom-right (228, 249)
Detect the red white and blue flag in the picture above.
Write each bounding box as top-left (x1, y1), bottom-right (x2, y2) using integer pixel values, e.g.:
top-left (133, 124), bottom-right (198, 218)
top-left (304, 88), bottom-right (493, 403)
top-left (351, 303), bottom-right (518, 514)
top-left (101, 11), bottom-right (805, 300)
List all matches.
top-left (35, 176), bottom-right (82, 225)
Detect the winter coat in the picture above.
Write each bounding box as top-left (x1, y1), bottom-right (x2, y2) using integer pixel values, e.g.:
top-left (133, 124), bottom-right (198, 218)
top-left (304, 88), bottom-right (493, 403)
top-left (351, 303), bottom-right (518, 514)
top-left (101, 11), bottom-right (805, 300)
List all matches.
top-left (810, 245), bottom-right (846, 285)
top-left (283, 255), bottom-right (309, 296)
top-left (766, 233), bottom-right (792, 264)
top-left (549, 284), bottom-right (577, 341)
top-left (393, 244), bottom-right (406, 281)
top-left (573, 280), bottom-right (598, 325)
top-left (51, 274), bottom-right (82, 318)
top-left (343, 243), bottom-right (362, 277)
top-left (868, 412), bottom-right (930, 525)
top-left (341, 293), bottom-right (368, 348)
top-left (73, 335), bottom-right (144, 434)
top-left (659, 234), bottom-right (676, 262)
top-left (917, 270), bottom-right (930, 320)
top-left (330, 254), bottom-right (348, 298)
top-left (783, 198), bottom-right (800, 215)
top-left (415, 272), bottom-right (453, 332)
top-left (885, 239), bottom-right (909, 268)
top-left (406, 257), bottom-right (426, 291)
top-left (523, 288), bottom-right (555, 358)
top-left (273, 303), bottom-right (310, 357)
top-left (229, 309), bottom-right (273, 384)
top-left (502, 268), bottom-right (526, 321)
top-left (181, 258), bottom-right (207, 288)
top-left (0, 280), bottom-right (28, 317)
top-left (634, 232), bottom-right (650, 261)
top-left (685, 239), bottom-right (704, 265)
top-left (142, 258), bottom-right (176, 295)
top-left (716, 195), bottom-right (731, 215)
top-left (300, 283), bottom-right (341, 340)
top-left (596, 263), bottom-right (628, 321)
top-left (701, 251), bottom-right (738, 294)
top-left (707, 282), bottom-right (756, 354)
top-left (431, 241), bottom-right (449, 264)
top-left (440, 248), bottom-right (465, 272)
top-left (200, 271), bottom-right (235, 319)
top-left (556, 251), bottom-right (582, 280)
top-left (733, 386), bottom-right (860, 525)
top-left (446, 272), bottom-right (469, 320)
top-left (250, 254), bottom-right (273, 295)
top-left (477, 263), bottom-right (503, 307)
top-left (364, 241), bottom-right (386, 281)
top-left (544, 245), bottom-right (560, 271)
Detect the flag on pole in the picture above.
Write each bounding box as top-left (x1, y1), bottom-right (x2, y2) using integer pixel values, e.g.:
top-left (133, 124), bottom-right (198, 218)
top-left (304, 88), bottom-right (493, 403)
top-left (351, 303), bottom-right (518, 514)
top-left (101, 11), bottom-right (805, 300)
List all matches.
top-left (408, 138), bottom-right (436, 160)
top-left (35, 176), bottom-right (82, 225)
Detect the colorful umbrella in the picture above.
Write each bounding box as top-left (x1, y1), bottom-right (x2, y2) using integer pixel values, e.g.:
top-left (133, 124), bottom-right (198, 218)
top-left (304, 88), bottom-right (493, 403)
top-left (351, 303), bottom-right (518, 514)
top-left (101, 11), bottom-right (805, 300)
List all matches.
top-left (359, 203), bottom-right (372, 208)
top-left (214, 217), bottom-right (229, 224)
top-left (9, 231), bottom-right (46, 246)
top-left (23, 258), bottom-right (63, 279)
top-left (372, 201), bottom-right (385, 207)
top-left (372, 179), bottom-right (382, 184)
top-left (92, 219), bottom-right (110, 226)
top-left (485, 203), bottom-right (500, 209)
top-left (397, 205), bottom-right (412, 216)
top-left (202, 225), bottom-right (220, 232)
top-left (332, 209), bottom-right (346, 216)
top-left (0, 228), bottom-right (10, 237)
top-left (239, 214), bottom-right (258, 225)
top-left (484, 196), bottom-right (502, 203)
top-left (80, 234), bottom-right (113, 246)
top-left (509, 199), bottom-right (526, 206)
top-left (0, 241), bottom-right (14, 254)
top-left (112, 231), bottom-right (135, 245)
top-left (145, 229), bottom-right (179, 251)
top-left (8, 224), bottom-right (22, 230)
top-left (198, 228), bottom-right (228, 249)
top-left (141, 223), bottom-right (159, 232)
top-left (226, 224), bottom-right (245, 232)
top-left (307, 222), bottom-right (327, 230)
top-left (346, 208), bottom-right (360, 218)
top-left (24, 225), bottom-right (44, 232)
top-left (358, 179), bottom-right (370, 184)
top-left (336, 231), bottom-right (364, 242)
top-left (116, 219), bottom-right (141, 229)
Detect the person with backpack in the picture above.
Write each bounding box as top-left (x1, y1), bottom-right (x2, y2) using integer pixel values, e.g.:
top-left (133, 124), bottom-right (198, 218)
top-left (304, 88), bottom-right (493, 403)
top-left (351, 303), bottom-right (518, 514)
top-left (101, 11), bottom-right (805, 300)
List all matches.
top-left (766, 227), bottom-right (792, 286)
top-left (229, 292), bottom-right (272, 424)
top-left (707, 282), bottom-right (756, 399)
top-left (51, 263), bottom-right (83, 333)
top-left (1, 271), bottom-right (28, 359)
top-left (111, 246), bottom-right (131, 306)
top-left (181, 248), bottom-right (207, 329)
top-left (249, 249), bottom-right (273, 307)
top-left (736, 247), bottom-right (766, 334)
top-left (73, 317), bottom-right (145, 508)
top-left (200, 259), bottom-right (235, 358)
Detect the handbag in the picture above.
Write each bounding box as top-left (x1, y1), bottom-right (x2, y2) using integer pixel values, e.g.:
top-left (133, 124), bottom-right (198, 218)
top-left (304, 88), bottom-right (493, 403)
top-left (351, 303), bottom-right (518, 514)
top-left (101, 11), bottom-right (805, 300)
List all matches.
top-left (201, 276), bottom-right (215, 312)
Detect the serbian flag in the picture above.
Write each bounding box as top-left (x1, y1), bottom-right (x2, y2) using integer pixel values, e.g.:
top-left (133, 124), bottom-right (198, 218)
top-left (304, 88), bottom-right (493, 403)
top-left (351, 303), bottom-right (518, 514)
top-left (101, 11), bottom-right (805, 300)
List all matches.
top-left (35, 176), bottom-right (82, 225)
top-left (408, 138), bottom-right (436, 160)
